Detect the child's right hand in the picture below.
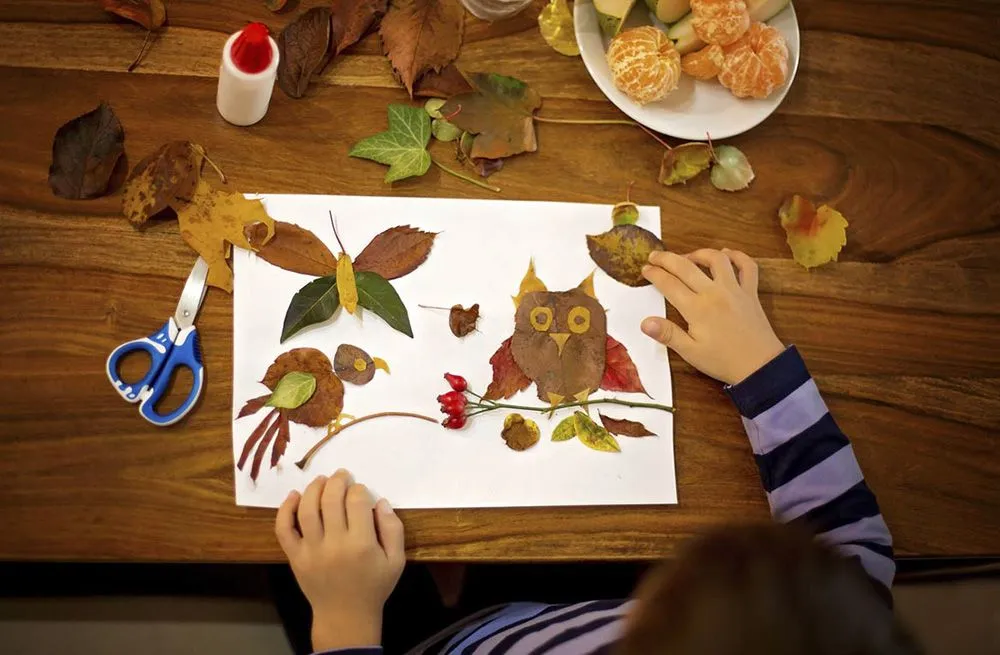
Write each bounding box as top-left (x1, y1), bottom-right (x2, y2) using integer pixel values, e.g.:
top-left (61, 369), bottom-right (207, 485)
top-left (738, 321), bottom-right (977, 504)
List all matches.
top-left (640, 249), bottom-right (785, 386)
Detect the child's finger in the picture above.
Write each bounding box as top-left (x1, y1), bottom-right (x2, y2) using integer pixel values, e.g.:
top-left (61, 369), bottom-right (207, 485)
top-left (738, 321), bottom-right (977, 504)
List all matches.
top-left (642, 264), bottom-right (695, 313)
top-left (298, 475), bottom-right (328, 543)
top-left (320, 469), bottom-right (352, 535)
top-left (374, 498), bottom-right (405, 567)
top-left (346, 483), bottom-right (377, 543)
top-left (723, 248), bottom-right (759, 294)
top-left (648, 251), bottom-right (712, 293)
top-left (687, 249), bottom-right (738, 288)
top-left (641, 317), bottom-right (698, 360)
top-left (275, 490), bottom-right (302, 555)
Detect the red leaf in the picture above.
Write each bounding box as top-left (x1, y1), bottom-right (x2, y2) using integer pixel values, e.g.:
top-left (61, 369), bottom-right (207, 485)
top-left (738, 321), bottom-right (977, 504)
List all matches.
top-left (271, 412), bottom-right (291, 468)
top-left (237, 393), bottom-right (272, 419)
top-left (238, 408), bottom-right (279, 470)
top-left (600, 336), bottom-right (649, 395)
top-left (251, 415), bottom-right (282, 481)
top-left (483, 337), bottom-right (531, 400)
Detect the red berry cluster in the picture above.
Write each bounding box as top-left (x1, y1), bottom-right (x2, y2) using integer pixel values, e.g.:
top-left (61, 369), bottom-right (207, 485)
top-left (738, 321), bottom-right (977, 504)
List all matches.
top-left (438, 373), bottom-right (469, 429)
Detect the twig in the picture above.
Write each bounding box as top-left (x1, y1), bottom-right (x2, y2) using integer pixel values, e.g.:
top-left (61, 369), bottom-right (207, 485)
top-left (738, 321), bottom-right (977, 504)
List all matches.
top-left (468, 397), bottom-right (674, 415)
top-left (432, 159), bottom-right (501, 193)
top-left (295, 412), bottom-right (437, 469)
top-left (534, 115), bottom-right (638, 126)
top-left (418, 304), bottom-right (452, 311)
top-left (127, 30), bottom-right (154, 72)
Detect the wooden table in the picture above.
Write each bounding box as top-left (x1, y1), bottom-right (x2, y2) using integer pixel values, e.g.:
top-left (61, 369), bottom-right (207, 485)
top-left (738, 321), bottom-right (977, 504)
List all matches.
top-left (0, 0), bottom-right (998, 562)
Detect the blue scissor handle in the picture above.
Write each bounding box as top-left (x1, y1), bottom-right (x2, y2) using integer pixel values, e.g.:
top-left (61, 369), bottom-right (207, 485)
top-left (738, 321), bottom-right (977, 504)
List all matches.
top-left (138, 325), bottom-right (204, 426)
top-left (106, 318), bottom-right (177, 403)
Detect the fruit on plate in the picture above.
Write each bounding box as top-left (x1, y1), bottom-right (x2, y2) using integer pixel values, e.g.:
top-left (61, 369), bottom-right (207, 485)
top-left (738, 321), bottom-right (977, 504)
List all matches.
top-left (667, 0), bottom-right (789, 54)
top-left (718, 21), bottom-right (789, 98)
top-left (595, 0), bottom-right (639, 37)
top-left (607, 26), bottom-right (681, 104)
top-left (681, 44), bottom-right (724, 79)
top-left (746, 0), bottom-right (790, 21)
top-left (643, 0), bottom-right (691, 24)
top-left (690, 0), bottom-right (750, 46)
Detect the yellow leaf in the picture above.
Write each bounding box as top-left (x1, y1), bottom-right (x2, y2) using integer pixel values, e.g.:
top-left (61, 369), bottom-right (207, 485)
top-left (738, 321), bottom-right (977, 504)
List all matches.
top-left (372, 357), bottom-right (391, 374)
top-left (512, 259), bottom-right (548, 308)
top-left (501, 413), bottom-right (540, 451)
top-left (337, 253), bottom-right (358, 315)
top-left (176, 179), bottom-right (275, 292)
top-left (779, 195), bottom-right (849, 270)
top-left (539, 0), bottom-right (580, 57)
top-left (573, 411), bottom-right (620, 453)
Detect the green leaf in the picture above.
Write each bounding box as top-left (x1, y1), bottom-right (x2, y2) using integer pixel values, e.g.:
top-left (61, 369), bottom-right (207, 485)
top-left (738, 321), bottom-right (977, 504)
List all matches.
top-left (424, 98), bottom-right (446, 119)
top-left (348, 104), bottom-right (432, 184)
top-left (551, 415), bottom-right (577, 441)
top-left (573, 411), bottom-right (621, 453)
top-left (266, 371), bottom-right (316, 409)
top-left (281, 275), bottom-right (340, 342)
top-left (432, 118), bottom-right (462, 142)
top-left (355, 271), bottom-right (413, 337)
top-left (710, 145), bottom-right (755, 192)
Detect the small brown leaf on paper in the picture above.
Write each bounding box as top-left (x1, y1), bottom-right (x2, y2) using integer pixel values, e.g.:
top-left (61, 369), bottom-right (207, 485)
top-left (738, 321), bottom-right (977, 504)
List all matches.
top-left (449, 304), bottom-right (479, 337)
top-left (331, 0), bottom-right (388, 55)
top-left (278, 6), bottom-right (333, 99)
top-left (484, 337), bottom-right (532, 400)
top-left (501, 413), bottom-right (540, 451)
top-left (586, 224), bottom-right (665, 287)
top-left (333, 343), bottom-right (379, 386)
top-left (262, 348), bottom-right (344, 427)
top-left (100, 0), bottom-right (166, 30)
top-left (49, 102), bottom-right (126, 200)
top-left (414, 64), bottom-right (473, 98)
top-left (353, 225), bottom-right (437, 280)
top-left (238, 393), bottom-right (272, 418)
top-left (122, 141), bottom-right (204, 225)
top-left (255, 221), bottom-right (338, 276)
top-left (379, 0), bottom-right (465, 97)
top-left (599, 413), bottom-right (656, 437)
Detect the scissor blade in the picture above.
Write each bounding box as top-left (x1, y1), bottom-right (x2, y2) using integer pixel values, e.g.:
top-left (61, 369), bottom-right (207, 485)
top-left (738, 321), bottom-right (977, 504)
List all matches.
top-left (174, 257), bottom-right (209, 329)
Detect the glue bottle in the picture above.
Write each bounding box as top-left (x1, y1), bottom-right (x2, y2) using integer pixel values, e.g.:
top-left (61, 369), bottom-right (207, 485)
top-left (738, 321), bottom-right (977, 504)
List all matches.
top-left (216, 22), bottom-right (279, 127)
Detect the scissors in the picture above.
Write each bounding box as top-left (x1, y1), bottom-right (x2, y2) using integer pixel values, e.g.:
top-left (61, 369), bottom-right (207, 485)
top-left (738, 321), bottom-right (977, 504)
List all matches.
top-left (106, 258), bottom-right (209, 426)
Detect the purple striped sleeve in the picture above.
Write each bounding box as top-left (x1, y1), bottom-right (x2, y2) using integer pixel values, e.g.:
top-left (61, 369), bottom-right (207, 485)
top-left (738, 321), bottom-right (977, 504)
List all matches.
top-left (312, 648), bottom-right (381, 655)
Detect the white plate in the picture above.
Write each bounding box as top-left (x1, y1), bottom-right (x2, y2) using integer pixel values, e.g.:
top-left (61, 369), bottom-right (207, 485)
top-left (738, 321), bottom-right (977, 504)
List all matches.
top-left (574, 1), bottom-right (800, 140)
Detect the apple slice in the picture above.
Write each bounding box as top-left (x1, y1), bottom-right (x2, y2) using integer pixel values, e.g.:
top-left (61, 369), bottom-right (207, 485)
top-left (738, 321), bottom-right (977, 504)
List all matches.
top-left (645, 0), bottom-right (691, 24)
top-left (595, 0), bottom-right (639, 38)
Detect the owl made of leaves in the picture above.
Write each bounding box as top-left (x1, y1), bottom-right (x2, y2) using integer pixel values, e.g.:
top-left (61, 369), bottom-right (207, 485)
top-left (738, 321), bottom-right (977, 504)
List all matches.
top-left (510, 262), bottom-right (607, 405)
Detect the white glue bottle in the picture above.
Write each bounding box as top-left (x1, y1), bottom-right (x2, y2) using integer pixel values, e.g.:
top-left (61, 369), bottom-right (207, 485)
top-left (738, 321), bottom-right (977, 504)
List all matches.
top-left (216, 22), bottom-right (279, 127)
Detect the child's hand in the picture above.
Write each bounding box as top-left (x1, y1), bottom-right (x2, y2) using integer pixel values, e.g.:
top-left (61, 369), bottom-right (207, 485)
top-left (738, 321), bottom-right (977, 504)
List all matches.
top-left (275, 469), bottom-right (405, 651)
top-left (640, 249), bottom-right (784, 385)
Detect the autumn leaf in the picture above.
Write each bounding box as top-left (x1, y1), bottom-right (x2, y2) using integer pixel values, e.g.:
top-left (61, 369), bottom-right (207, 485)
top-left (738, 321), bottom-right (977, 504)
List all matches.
top-left (551, 414), bottom-right (576, 441)
top-left (587, 225), bottom-right (665, 287)
top-left (414, 64), bottom-right (473, 99)
top-left (122, 141), bottom-right (204, 225)
top-left (599, 413), bottom-right (656, 437)
top-left (441, 73), bottom-right (542, 160)
top-left (271, 413), bottom-right (291, 468)
top-left (449, 303), bottom-right (479, 337)
top-left (48, 102), bottom-right (126, 200)
top-left (601, 336), bottom-right (649, 395)
top-left (779, 195), bottom-right (849, 270)
top-left (501, 413), bottom-right (540, 451)
top-left (175, 178), bottom-right (276, 292)
top-left (266, 371), bottom-right (317, 409)
top-left (484, 337), bottom-right (532, 400)
top-left (238, 393), bottom-right (272, 418)
top-left (611, 182), bottom-right (639, 225)
top-left (331, 0), bottom-right (389, 55)
top-left (282, 275), bottom-right (340, 342)
top-left (710, 145), bottom-right (755, 191)
top-left (659, 143), bottom-right (712, 186)
top-left (355, 271), bottom-right (413, 337)
top-left (277, 6), bottom-right (333, 99)
top-left (539, 0), bottom-right (580, 57)
top-left (265, 0), bottom-right (288, 12)
top-left (432, 118), bottom-right (462, 142)
top-left (456, 131), bottom-right (504, 178)
top-left (353, 225), bottom-right (437, 280)
top-left (262, 348), bottom-right (344, 427)
top-left (252, 221), bottom-right (338, 276)
top-left (573, 411), bottom-right (620, 453)
top-left (379, 0), bottom-right (465, 97)
top-left (251, 416), bottom-right (282, 480)
top-left (512, 259), bottom-right (547, 307)
top-left (100, 0), bottom-right (165, 30)
top-left (337, 255), bottom-right (359, 314)
top-left (349, 104), bottom-right (432, 183)
top-left (238, 408), bottom-right (279, 472)
top-left (334, 343), bottom-right (386, 385)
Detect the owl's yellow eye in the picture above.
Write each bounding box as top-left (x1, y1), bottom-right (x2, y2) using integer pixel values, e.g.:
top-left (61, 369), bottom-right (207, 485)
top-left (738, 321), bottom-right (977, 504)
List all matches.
top-left (568, 306), bottom-right (591, 334)
top-left (530, 306), bottom-right (553, 331)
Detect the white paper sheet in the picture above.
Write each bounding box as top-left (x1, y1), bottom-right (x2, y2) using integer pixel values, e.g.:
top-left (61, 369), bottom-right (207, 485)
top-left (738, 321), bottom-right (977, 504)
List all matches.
top-left (232, 195), bottom-right (676, 509)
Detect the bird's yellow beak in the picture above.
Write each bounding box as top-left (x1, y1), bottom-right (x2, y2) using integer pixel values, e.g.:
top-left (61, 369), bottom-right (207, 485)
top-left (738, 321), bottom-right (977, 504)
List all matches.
top-left (550, 332), bottom-right (570, 355)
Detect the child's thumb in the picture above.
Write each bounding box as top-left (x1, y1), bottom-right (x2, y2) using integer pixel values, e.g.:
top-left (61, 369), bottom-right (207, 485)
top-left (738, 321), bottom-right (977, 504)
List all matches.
top-left (374, 498), bottom-right (405, 567)
top-left (641, 317), bottom-right (695, 358)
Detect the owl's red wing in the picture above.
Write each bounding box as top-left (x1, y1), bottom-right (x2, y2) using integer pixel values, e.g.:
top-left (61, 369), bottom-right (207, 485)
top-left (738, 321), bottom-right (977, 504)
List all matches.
top-left (483, 335), bottom-right (531, 400)
top-left (600, 336), bottom-right (649, 396)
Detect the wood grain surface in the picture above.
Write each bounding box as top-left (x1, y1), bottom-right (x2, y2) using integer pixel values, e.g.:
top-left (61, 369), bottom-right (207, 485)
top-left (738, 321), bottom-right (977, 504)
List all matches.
top-left (0, 0), bottom-right (998, 561)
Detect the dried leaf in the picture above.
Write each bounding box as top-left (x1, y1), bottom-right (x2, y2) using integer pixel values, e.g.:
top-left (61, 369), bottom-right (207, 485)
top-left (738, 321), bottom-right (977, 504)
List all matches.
top-left (353, 225), bottom-right (437, 280)
top-left (355, 271), bottom-right (413, 337)
top-left (239, 408), bottom-right (278, 469)
top-left (456, 131), bottom-right (504, 178)
top-left (586, 225), bottom-right (665, 287)
top-left (338, 254), bottom-right (359, 314)
top-left (251, 415), bottom-right (282, 481)
top-left (414, 64), bottom-right (473, 99)
top-left (237, 393), bottom-right (272, 418)
top-left (379, 0), bottom-right (465, 97)
top-left (253, 221), bottom-right (338, 275)
top-left (122, 141), bottom-right (204, 225)
top-left (265, 0), bottom-right (288, 12)
top-left (333, 344), bottom-right (380, 385)
top-left (573, 411), bottom-right (620, 453)
top-left (659, 142), bottom-right (712, 186)
top-left (484, 337), bottom-right (532, 400)
top-left (263, 348), bottom-right (344, 427)
top-left (599, 413), bottom-right (656, 437)
top-left (175, 178), bottom-right (276, 292)
top-left (441, 73), bottom-right (542, 160)
top-left (331, 0), bottom-right (388, 55)
top-left (48, 102), bottom-right (126, 200)
top-left (266, 371), bottom-right (317, 409)
top-left (271, 412), bottom-right (291, 468)
top-left (100, 0), bottom-right (166, 30)
top-left (349, 104), bottom-right (432, 183)
top-left (512, 259), bottom-right (547, 308)
top-left (277, 6), bottom-right (332, 99)
top-left (601, 336), bottom-right (649, 395)
top-left (551, 414), bottom-right (576, 441)
top-left (710, 145), bottom-right (755, 191)
top-left (449, 304), bottom-right (479, 337)
top-left (501, 413), bottom-right (540, 451)
top-left (611, 182), bottom-right (638, 225)
top-left (282, 275), bottom-right (340, 342)
top-left (779, 195), bottom-right (849, 270)
top-left (538, 0), bottom-right (580, 57)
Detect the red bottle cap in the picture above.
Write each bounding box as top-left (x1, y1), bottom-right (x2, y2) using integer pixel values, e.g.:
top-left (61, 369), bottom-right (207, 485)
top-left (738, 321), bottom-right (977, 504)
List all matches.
top-left (230, 22), bottom-right (273, 75)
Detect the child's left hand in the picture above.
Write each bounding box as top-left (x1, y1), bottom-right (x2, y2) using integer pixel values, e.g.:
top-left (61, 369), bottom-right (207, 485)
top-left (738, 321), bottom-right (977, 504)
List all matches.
top-left (275, 469), bottom-right (405, 651)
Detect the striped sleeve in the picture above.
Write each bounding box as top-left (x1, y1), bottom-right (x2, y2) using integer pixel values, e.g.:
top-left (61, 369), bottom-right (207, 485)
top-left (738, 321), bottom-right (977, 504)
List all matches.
top-left (726, 346), bottom-right (896, 595)
top-left (313, 649), bottom-right (381, 655)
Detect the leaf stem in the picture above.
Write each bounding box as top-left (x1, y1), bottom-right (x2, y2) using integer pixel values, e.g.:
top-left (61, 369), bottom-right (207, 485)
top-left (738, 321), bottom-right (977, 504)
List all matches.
top-left (329, 210), bottom-right (347, 254)
top-left (432, 159), bottom-right (501, 193)
top-left (295, 411), bottom-right (437, 469)
top-left (128, 29), bottom-right (153, 72)
top-left (191, 144), bottom-right (228, 184)
top-left (470, 396), bottom-right (673, 415)
top-left (534, 116), bottom-right (638, 126)
top-left (417, 304), bottom-right (452, 311)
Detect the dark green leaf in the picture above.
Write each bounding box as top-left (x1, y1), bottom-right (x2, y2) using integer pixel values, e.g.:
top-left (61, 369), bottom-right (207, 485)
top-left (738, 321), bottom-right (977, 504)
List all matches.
top-left (281, 275), bottom-right (340, 342)
top-left (355, 271), bottom-right (412, 337)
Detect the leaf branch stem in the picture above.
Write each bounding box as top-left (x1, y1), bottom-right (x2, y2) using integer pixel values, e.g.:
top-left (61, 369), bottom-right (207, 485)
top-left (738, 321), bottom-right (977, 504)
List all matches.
top-left (127, 30), bottom-right (153, 73)
top-left (432, 159), bottom-right (501, 193)
top-left (534, 116), bottom-right (638, 127)
top-left (295, 411), bottom-right (437, 469)
top-left (468, 397), bottom-right (674, 415)
top-left (191, 144), bottom-right (228, 183)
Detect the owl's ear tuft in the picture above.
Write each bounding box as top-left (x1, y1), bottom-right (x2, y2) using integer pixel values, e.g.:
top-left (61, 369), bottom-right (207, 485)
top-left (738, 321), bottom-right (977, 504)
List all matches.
top-left (513, 259), bottom-right (548, 308)
top-left (577, 271), bottom-right (597, 299)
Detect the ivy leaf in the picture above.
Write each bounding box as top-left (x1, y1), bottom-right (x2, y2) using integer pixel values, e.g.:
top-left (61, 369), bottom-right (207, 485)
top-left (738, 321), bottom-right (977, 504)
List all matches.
top-left (378, 0), bottom-right (465, 97)
top-left (599, 413), bottom-right (656, 437)
top-left (601, 336), bottom-right (649, 395)
top-left (551, 414), bottom-right (576, 441)
top-left (355, 271), bottom-right (413, 337)
top-left (659, 142), bottom-right (712, 186)
top-left (586, 225), bottom-right (665, 287)
top-left (573, 411), bottom-right (620, 453)
top-left (49, 102), bottom-right (126, 200)
top-left (349, 104), bottom-right (432, 183)
top-left (266, 371), bottom-right (317, 409)
top-left (710, 145), bottom-right (755, 191)
top-left (122, 141), bottom-right (204, 225)
top-left (277, 6), bottom-right (333, 99)
top-left (501, 413), bottom-right (540, 451)
top-left (253, 221), bottom-right (338, 276)
top-left (330, 0), bottom-right (388, 55)
top-left (449, 303), bottom-right (479, 337)
top-left (483, 337), bottom-right (532, 400)
top-left (779, 195), bottom-right (849, 270)
top-left (353, 225), bottom-right (437, 280)
top-left (281, 275), bottom-right (340, 342)
top-left (441, 73), bottom-right (543, 160)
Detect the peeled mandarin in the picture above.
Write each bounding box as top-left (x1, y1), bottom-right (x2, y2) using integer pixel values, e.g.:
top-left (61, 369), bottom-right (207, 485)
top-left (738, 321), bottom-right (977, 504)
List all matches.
top-left (691, 0), bottom-right (750, 46)
top-left (607, 26), bottom-right (681, 105)
top-left (718, 21), bottom-right (789, 98)
top-left (681, 44), bottom-right (725, 80)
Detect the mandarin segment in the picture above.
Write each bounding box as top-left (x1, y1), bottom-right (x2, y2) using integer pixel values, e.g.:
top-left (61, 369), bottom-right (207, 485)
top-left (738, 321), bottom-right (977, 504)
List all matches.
top-left (690, 0), bottom-right (750, 46)
top-left (718, 21), bottom-right (789, 98)
top-left (606, 26), bottom-right (682, 105)
top-left (681, 44), bottom-right (725, 80)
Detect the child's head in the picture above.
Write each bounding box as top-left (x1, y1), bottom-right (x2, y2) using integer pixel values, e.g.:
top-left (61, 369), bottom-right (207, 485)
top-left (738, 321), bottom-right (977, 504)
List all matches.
top-left (619, 524), bottom-right (922, 655)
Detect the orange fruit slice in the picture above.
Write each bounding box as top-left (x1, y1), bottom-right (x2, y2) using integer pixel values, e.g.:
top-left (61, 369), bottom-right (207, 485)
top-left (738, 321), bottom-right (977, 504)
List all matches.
top-left (606, 26), bottom-right (682, 105)
top-left (681, 44), bottom-right (725, 80)
top-left (690, 0), bottom-right (750, 46)
top-left (718, 21), bottom-right (789, 98)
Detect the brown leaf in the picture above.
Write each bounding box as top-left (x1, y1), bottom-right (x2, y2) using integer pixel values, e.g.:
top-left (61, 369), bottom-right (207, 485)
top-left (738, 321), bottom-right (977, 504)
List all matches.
top-left (122, 141), bottom-right (204, 225)
top-left (484, 337), bottom-right (531, 400)
top-left (271, 412), bottom-right (291, 468)
top-left (238, 393), bottom-right (272, 418)
top-left (501, 413), bottom-right (540, 451)
top-left (353, 225), bottom-right (436, 280)
top-left (414, 64), bottom-right (473, 98)
top-left (598, 413), bottom-right (656, 437)
top-left (100, 0), bottom-right (166, 30)
top-left (333, 344), bottom-right (378, 385)
top-left (265, 0), bottom-right (288, 12)
top-left (277, 6), bottom-right (333, 99)
top-left (262, 348), bottom-right (344, 427)
top-left (48, 102), bottom-right (126, 200)
top-left (456, 132), bottom-right (504, 178)
top-left (252, 221), bottom-right (338, 276)
top-left (238, 408), bottom-right (278, 470)
top-left (441, 73), bottom-right (542, 160)
top-left (601, 336), bottom-right (649, 395)
top-left (331, 0), bottom-right (388, 55)
top-left (379, 0), bottom-right (465, 97)
top-left (251, 414), bottom-right (282, 481)
top-left (449, 304), bottom-right (479, 337)
top-left (586, 224), bottom-right (665, 287)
